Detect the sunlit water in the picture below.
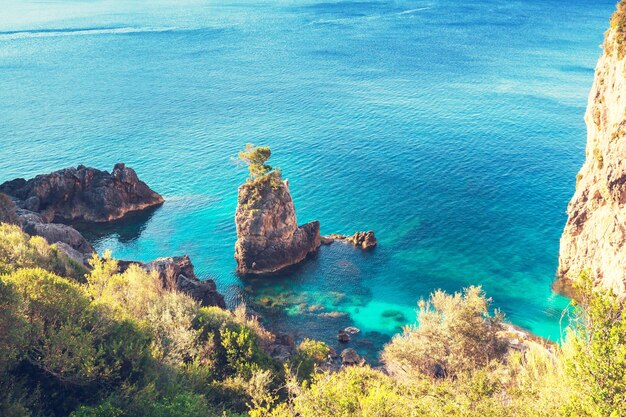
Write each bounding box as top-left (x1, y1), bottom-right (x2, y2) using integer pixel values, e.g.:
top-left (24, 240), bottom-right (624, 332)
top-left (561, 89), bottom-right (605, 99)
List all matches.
top-left (0, 0), bottom-right (616, 359)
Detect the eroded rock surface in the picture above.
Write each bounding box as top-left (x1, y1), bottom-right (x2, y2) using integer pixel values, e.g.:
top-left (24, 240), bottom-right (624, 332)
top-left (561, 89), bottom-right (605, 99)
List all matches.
top-left (558, 14), bottom-right (626, 296)
top-left (142, 256), bottom-right (227, 308)
top-left (235, 172), bottom-right (320, 274)
top-left (0, 163), bottom-right (164, 223)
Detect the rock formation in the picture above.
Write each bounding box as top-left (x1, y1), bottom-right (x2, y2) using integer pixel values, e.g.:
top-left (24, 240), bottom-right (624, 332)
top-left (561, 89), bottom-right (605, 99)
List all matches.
top-left (120, 256), bottom-right (227, 308)
top-left (321, 231), bottom-right (377, 250)
top-left (235, 171), bottom-right (321, 274)
top-left (558, 6), bottom-right (626, 296)
top-left (0, 163), bottom-right (164, 223)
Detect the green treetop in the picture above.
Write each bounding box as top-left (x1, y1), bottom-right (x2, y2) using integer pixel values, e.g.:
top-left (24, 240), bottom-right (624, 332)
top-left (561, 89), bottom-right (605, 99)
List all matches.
top-left (238, 144), bottom-right (273, 180)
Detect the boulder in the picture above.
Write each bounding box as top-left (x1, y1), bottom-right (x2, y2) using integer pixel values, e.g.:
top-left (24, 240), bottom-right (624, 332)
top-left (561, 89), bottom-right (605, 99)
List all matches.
top-left (54, 241), bottom-right (89, 266)
top-left (235, 172), bottom-right (321, 274)
top-left (22, 221), bottom-right (94, 254)
top-left (346, 231), bottom-right (377, 250)
top-left (0, 163), bottom-right (164, 223)
top-left (340, 348), bottom-right (363, 366)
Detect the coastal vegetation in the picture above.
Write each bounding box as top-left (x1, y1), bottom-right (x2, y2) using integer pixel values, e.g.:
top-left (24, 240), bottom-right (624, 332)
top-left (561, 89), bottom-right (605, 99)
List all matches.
top-left (1, 222), bottom-right (625, 416)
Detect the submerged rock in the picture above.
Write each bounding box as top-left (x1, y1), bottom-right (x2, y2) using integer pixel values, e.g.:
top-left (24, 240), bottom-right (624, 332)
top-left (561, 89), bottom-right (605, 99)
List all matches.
top-left (558, 12), bottom-right (626, 296)
top-left (337, 329), bottom-right (350, 343)
top-left (0, 163), bottom-right (164, 223)
top-left (235, 171), bottom-right (321, 274)
top-left (344, 326), bottom-right (360, 335)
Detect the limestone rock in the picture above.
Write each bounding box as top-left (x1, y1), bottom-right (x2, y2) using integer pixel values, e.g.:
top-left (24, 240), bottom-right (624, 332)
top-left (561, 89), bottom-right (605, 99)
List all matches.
top-left (54, 241), bottom-right (90, 266)
top-left (22, 221), bottom-right (94, 254)
top-left (235, 172), bottom-right (321, 274)
top-left (558, 15), bottom-right (626, 296)
top-left (0, 163), bottom-right (164, 223)
top-left (143, 256), bottom-right (227, 308)
top-left (346, 231), bottom-right (377, 250)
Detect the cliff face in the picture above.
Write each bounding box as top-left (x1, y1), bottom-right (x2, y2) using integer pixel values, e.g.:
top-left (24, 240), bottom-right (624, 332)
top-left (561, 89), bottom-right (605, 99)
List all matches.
top-left (235, 172), bottom-right (320, 274)
top-left (558, 7), bottom-right (626, 295)
top-left (0, 163), bottom-right (164, 223)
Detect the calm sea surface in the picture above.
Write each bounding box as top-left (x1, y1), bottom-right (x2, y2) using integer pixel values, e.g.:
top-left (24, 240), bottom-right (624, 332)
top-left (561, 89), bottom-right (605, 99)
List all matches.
top-left (0, 0), bottom-right (616, 358)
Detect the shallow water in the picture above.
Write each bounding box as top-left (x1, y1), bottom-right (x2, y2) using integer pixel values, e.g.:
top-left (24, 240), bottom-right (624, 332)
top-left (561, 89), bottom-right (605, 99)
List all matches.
top-left (0, 0), bottom-right (616, 359)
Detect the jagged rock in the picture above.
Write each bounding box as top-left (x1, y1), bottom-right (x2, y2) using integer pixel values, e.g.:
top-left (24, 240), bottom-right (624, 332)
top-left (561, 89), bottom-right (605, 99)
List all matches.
top-left (22, 221), bottom-right (94, 254)
top-left (558, 12), bottom-right (626, 296)
top-left (235, 171), bottom-right (321, 274)
top-left (347, 231), bottom-right (377, 250)
top-left (321, 231), bottom-right (377, 250)
top-left (143, 256), bottom-right (226, 308)
top-left (340, 348), bottom-right (363, 366)
top-left (0, 163), bottom-right (164, 223)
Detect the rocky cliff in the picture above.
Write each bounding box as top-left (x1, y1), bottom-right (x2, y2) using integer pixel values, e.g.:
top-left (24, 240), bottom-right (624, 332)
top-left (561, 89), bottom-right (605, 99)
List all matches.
top-left (558, 4), bottom-right (626, 296)
top-left (235, 171), bottom-right (320, 274)
top-left (0, 163), bottom-right (163, 223)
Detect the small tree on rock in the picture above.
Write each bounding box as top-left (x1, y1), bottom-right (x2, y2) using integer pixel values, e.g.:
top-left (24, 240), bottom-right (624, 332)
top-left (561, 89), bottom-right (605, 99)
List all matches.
top-left (238, 144), bottom-right (273, 180)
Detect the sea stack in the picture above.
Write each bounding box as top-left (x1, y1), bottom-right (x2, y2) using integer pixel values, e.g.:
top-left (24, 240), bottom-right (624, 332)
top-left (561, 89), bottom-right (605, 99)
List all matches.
top-left (235, 170), bottom-right (321, 275)
top-left (558, 6), bottom-right (626, 296)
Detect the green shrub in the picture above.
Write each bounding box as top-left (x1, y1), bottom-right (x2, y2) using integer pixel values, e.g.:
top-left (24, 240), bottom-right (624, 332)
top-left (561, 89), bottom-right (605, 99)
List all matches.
top-left (382, 286), bottom-right (508, 379)
top-left (290, 339), bottom-right (331, 381)
top-left (0, 223), bottom-right (86, 279)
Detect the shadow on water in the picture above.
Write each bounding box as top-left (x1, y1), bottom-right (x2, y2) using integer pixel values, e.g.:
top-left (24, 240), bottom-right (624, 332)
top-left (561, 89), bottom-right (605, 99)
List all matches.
top-left (74, 205), bottom-right (161, 246)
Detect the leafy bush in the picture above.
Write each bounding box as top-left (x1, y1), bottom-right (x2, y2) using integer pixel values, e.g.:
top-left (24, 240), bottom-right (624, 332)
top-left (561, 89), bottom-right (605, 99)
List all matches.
top-left (0, 223), bottom-right (86, 279)
top-left (290, 338), bottom-right (331, 381)
top-left (382, 286), bottom-right (509, 379)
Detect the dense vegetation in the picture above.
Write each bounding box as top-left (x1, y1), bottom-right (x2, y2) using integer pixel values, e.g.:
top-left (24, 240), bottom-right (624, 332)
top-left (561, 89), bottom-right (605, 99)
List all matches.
top-left (1, 222), bottom-right (625, 416)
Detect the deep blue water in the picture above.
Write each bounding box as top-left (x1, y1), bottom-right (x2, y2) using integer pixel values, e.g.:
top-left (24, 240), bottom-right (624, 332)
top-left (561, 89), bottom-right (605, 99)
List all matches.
top-left (0, 0), bottom-right (617, 358)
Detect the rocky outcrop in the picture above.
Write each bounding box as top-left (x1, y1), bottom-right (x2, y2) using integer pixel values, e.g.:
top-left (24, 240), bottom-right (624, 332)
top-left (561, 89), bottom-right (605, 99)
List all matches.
top-left (321, 231), bottom-right (377, 250)
top-left (141, 256), bottom-right (227, 308)
top-left (0, 163), bottom-right (164, 223)
top-left (558, 6), bottom-right (626, 296)
top-left (22, 221), bottom-right (94, 254)
top-left (235, 172), bottom-right (321, 274)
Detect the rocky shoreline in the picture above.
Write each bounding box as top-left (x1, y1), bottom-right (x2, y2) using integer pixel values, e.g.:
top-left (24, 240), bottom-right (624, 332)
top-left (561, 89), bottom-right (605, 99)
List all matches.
top-left (0, 162), bottom-right (549, 369)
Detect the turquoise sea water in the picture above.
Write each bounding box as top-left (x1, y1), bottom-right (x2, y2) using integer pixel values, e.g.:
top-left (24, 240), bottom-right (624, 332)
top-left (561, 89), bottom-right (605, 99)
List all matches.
top-left (0, 0), bottom-right (617, 358)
